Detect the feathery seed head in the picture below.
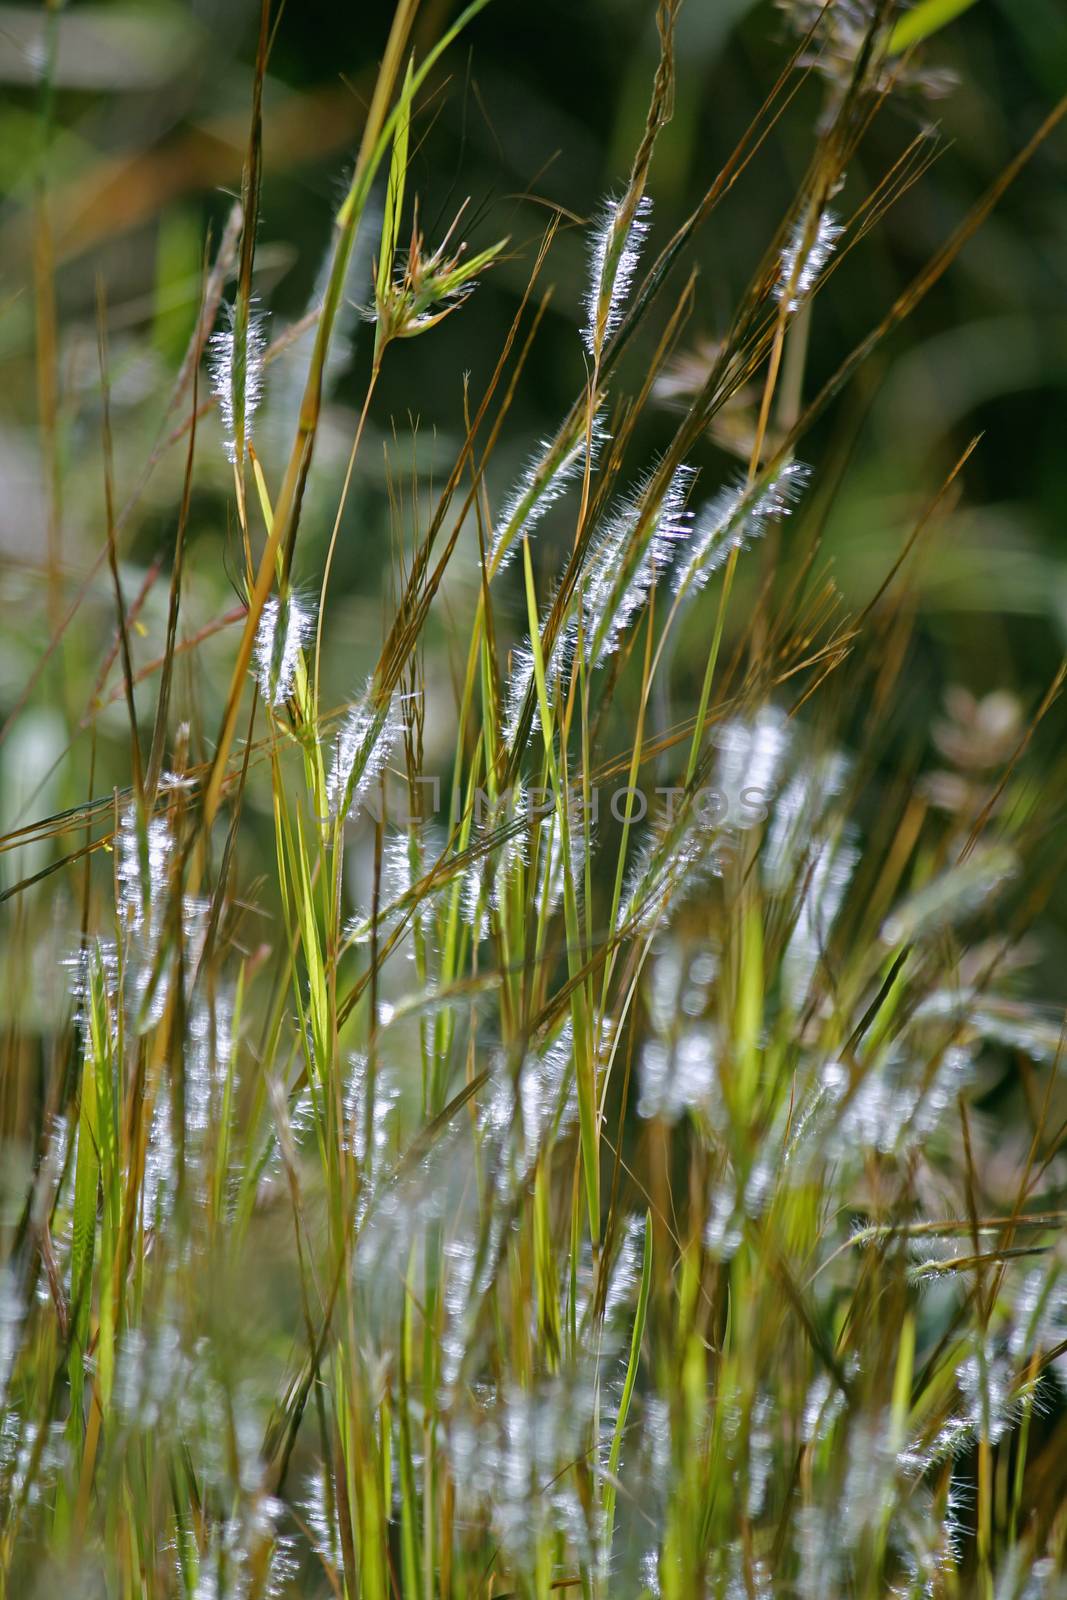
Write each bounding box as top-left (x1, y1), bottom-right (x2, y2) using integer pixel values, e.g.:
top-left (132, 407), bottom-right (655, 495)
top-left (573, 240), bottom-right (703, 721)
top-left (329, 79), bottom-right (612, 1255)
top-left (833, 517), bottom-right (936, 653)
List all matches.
top-left (208, 301), bottom-right (267, 465)
top-left (327, 679), bottom-right (405, 821)
top-left (673, 460), bottom-right (810, 599)
top-left (583, 463), bottom-right (694, 667)
top-left (583, 193), bottom-right (652, 360)
top-left (488, 413), bottom-right (607, 576)
top-left (775, 209), bottom-right (843, 313)
top-left (253, 591), bottom-right (315, 709)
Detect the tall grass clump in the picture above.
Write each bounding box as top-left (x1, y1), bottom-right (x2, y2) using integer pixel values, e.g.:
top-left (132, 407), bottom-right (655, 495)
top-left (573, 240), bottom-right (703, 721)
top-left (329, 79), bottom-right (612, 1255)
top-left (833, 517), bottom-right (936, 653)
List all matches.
top-left (3, 1), bottom-right (1067, 1596)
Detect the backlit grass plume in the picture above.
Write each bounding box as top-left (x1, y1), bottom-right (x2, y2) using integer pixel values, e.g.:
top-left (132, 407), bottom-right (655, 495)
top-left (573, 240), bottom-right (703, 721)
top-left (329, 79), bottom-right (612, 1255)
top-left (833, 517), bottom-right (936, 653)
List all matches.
top-left (3, 2), bottom-right (1067, 1598)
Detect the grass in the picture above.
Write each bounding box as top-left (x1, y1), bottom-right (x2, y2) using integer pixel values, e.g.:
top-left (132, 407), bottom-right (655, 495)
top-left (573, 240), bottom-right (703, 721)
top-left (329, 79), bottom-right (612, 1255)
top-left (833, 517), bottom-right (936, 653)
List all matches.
top-left (3, 1), bottom-right (1067, 1595)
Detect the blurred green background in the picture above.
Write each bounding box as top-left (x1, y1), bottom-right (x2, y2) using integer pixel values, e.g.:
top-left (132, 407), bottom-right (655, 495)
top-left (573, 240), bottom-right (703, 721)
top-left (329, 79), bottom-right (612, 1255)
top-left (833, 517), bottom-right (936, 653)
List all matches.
top-left (2, 0), bottom-right (1067, 944)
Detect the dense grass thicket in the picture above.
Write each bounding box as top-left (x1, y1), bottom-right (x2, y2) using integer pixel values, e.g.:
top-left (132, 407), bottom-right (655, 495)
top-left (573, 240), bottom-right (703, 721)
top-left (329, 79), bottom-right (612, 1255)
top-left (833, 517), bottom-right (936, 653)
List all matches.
top-left (4, 1), bottom-right (1067, 1595)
